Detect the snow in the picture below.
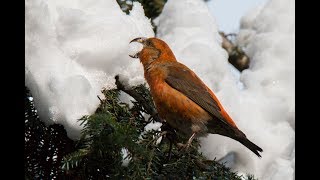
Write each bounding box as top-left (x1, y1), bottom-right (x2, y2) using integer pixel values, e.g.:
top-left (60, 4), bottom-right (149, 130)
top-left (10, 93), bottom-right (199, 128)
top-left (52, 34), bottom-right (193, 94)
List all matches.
top-left (144, 121), bottom-right (162, 132)
top-left (121, 148), bottom-right (131, 167)
top-left (154, 0), bottom-right (233, 93)
top-left (206, 0), bottom-right (268, 33)
top-left (26, 0), bottom-right (294, 179)
top-left (25, 0), bottom-right (154, 139)
top-left (156, 0), bottom-right (294, 179)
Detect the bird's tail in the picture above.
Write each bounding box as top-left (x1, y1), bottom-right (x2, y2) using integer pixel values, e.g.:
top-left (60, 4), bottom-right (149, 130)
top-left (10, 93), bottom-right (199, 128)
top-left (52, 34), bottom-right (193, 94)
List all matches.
top-left (236, 135), bottom-right (263, 158)
top-left (207, 120), bottom-right (263, 157)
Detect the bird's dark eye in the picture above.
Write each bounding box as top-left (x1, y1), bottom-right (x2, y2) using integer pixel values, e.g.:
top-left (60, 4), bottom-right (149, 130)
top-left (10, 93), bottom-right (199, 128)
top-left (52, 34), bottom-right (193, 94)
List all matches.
top-left (145, 40), bottom-right (152, 46)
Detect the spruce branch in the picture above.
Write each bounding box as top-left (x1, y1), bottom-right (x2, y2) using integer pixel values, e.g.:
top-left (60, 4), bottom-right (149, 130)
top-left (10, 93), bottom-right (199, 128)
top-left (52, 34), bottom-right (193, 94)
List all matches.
top-left (115, 75), bottom-right (162, 123)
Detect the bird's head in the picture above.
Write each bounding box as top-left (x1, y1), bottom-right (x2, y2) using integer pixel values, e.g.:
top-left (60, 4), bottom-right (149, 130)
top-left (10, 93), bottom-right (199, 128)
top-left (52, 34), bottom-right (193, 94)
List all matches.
top-left (129, 37), bottom-right (176, 67)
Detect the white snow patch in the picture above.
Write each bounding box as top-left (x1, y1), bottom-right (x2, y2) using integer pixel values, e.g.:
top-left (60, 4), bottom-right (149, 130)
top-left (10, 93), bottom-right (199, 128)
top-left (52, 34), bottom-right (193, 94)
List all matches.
top-left (25, 0), bottom-right (154, 139)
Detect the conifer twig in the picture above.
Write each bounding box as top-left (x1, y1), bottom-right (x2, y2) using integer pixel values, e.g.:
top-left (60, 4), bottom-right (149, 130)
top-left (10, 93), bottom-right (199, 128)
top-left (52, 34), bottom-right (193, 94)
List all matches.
top-left (115, 75), bottom-right (162, 122)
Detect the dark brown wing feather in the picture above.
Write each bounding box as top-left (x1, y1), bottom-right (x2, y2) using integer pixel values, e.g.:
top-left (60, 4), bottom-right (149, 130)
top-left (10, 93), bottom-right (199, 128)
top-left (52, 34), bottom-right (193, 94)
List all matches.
top-left (164, 62), bottom-right (263, 157)
top-left (164, 63), bottom-right (228, 125)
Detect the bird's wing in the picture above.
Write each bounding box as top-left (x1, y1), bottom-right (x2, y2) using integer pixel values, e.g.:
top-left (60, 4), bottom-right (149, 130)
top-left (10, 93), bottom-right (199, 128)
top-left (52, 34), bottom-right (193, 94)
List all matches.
top-left (164, 63), bottom-right (230, 126)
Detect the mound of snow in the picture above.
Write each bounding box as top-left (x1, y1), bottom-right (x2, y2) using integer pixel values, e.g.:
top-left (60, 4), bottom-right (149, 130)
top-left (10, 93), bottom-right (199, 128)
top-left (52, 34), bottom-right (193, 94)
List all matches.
top-left (25, 0), bottom-right (154, 139)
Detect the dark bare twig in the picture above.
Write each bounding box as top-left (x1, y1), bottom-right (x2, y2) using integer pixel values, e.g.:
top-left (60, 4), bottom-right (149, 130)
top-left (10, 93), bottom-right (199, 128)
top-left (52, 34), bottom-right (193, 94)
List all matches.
top-left (115, 75), bottom-right (162, 123)
top-left (97, 95), bottom-right (103, 104)
top-left (219, 32), bottom-right (250, 71)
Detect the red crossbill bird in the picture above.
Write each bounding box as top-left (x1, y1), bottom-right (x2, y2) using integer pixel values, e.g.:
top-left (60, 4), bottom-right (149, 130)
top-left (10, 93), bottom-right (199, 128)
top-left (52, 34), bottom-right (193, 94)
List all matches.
top-left (129, 37), bottom-right (263, 157)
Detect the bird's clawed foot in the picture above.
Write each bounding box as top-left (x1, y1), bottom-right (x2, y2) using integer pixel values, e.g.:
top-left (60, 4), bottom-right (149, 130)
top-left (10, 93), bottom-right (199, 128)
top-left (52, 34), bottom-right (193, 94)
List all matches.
top-left (177, 133), bottom-right (196, 152)
top-left (176, 142), bottom-right (191, 151)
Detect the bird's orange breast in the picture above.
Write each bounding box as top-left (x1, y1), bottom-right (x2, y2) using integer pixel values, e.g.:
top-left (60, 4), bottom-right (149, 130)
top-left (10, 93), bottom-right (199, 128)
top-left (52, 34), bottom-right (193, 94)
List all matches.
top-left (145, 66), bottom-right (212, 136)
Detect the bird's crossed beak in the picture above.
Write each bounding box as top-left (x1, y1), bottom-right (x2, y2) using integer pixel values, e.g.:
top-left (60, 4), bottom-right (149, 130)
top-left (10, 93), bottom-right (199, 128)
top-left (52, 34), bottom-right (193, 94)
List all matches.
top-left (130, 37), bottom-right (147, 44)
top-left (129, 37), bottom-right (147, 58)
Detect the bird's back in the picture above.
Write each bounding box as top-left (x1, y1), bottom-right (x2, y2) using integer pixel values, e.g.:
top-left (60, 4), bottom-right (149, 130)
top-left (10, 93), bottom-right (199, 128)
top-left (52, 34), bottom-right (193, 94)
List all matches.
top-left (144, 61), bottom-right (236, 135)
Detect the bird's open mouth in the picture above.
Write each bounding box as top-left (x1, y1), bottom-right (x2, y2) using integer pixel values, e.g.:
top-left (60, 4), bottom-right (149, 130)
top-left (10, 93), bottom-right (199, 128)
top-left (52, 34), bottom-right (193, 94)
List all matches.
top-left (129, 37), bottom-right (147, 58)
top-left (129, 52), bottom-right (140, 58)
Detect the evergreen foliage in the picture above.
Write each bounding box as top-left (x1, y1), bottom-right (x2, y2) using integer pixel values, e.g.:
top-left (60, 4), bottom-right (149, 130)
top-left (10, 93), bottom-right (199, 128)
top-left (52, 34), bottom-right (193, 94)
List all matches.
top-left (59, 79), bottom-right (257, 179)
top-left (117, 0), bottom-right (167, 20)
top-left (25, 80), bottom-right (257, 179)
top-left (25, 87), bottom-right (75, 179)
